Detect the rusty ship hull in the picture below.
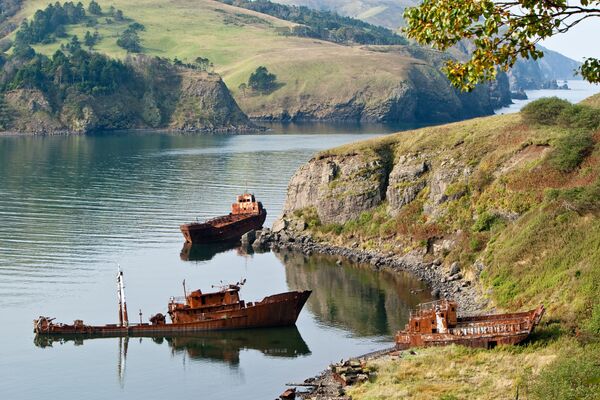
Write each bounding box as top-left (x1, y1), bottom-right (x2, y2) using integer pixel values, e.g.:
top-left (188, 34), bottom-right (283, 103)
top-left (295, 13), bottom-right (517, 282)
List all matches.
top-left (35, 290), bottom-right (311, 336)
top-left (396, 301), bottom-right (544, 350)
top-left (180, 209), bottom-right (267, 244)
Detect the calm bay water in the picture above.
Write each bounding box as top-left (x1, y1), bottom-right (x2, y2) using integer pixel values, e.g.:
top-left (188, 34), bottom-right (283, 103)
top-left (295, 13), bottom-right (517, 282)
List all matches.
top-left (0, 125), bottom-right (432, 400)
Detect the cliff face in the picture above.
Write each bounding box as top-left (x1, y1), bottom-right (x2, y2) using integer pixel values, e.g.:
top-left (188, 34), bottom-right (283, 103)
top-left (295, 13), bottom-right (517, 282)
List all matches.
top-left (170, 72), bottom-right (253, 131)
top-left (508, 46), bottom-right (581, 90)
top-left (282, 137), bottom-right (471, 226)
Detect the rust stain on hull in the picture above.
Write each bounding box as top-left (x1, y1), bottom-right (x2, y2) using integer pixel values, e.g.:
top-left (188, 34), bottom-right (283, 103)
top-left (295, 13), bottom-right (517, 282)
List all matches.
top-left (180, 193), bottom-right (267, 244)
top-left (395, 300), bottom-right (545, 349)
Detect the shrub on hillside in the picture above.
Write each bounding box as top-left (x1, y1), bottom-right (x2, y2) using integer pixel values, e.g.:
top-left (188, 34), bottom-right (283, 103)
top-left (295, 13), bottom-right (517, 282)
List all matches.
top-left (117, 28), bottom-right (141, 53)
top-left (549, 130), bottom-right (594, 173)
top-left (472, 211), bottom-right (501, 232)
top-left (248, 66), bottom-right (278, 94)
top-left (557, 104), bottom-right (600, 130)
top-left (521, 97), bottom-right (572, 125)
top-left (88, 1), bottom-right (102, 15)
top-left (585, 303), bottom-right (600, 336)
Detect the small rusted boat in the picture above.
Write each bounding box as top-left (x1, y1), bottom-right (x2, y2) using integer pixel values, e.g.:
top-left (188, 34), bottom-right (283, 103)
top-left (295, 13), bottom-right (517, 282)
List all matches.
top-left (34, 271), bottom-right (311, 337)
top-left (180, 193), bottom-right (267, 244)
top-left (395, 300), bottom-right (544, 349)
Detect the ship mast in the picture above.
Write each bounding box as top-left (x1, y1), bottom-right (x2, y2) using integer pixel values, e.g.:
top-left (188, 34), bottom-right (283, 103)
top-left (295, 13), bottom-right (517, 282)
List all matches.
top-left (117, 267), bottom-right (129, 327)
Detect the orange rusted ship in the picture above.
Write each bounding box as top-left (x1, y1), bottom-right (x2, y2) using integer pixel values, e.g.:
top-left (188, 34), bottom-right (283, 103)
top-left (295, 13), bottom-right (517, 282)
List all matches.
top-left (180, 193), bottom-right (267, 244)
top-left (395, 300), bottom-right (544, 349)
top-left (34, 271), bottom-right (311, 337)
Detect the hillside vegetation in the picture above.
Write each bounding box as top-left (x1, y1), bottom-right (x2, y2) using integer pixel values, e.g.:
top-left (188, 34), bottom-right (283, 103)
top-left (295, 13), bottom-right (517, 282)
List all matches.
top-left (3, 0), bottom-right (505, 123)
top-left (280, 96), bottom-right (600, 398)
top-left (276, 0), bottom-right (414, 30)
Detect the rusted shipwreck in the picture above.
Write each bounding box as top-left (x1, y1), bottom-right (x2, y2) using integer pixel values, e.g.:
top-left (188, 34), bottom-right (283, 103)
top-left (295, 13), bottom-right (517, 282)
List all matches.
top-left (395, 300), bottom-right (545, 349)
top-left (34, 270), bottom-right (311, 336)
top-left (180, 193), bottom-right (267, 244)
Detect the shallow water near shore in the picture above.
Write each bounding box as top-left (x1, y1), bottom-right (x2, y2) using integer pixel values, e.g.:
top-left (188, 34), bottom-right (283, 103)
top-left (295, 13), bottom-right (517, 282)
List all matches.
top-left (0, 125), bottom-right (435, 399)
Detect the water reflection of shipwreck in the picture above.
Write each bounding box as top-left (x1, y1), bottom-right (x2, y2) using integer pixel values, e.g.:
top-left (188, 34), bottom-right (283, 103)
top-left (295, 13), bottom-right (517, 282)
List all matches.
top-left (179, 241), bottom-right (243, 262)
top-left (35, 327), bottom-right (311, 366)
top-left (180, 193), bottom-right (267, 244)
top-left (395, 300), bottom-right (545, 349)
top-left (34, 270), bottom-right (311, 336)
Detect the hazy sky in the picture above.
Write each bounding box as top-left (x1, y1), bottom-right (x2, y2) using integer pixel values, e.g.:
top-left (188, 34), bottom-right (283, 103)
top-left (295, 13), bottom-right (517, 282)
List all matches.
top-left (541, 18), bottom-right (600, 62)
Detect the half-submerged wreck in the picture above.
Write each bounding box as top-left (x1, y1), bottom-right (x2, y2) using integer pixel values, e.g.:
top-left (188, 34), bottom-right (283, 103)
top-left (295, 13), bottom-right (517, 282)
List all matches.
top-left (180, 193), bottom-right (267, 244)
top-left (395, 300), bottom-right (544, 349)
top-left (34, 270), bottom-right (311, 336)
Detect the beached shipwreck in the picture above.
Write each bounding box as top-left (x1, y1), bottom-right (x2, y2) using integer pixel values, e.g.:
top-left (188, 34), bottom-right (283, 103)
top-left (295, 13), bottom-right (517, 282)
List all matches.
top-left (180, 193), bottom-right (267, 244)
top-left (395, 300), bottom-right (545, 349)
top-left (34, 270), bottom-right (311, 336)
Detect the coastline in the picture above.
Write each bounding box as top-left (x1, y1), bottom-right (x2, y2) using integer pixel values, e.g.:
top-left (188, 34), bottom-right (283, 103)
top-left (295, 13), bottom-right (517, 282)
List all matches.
top-left (260, 229), bottom-right (488, 315)
top-left (0, 125), bottom-right (267, 137)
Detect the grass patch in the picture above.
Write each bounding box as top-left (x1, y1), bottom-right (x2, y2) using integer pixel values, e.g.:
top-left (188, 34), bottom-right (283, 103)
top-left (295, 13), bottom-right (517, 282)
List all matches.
top-left (349, 338), bottom-right (600, 400)
top-left (348, 342), bottom-right (559, 400)
top-left (528, 341), bottom-right (600, 400)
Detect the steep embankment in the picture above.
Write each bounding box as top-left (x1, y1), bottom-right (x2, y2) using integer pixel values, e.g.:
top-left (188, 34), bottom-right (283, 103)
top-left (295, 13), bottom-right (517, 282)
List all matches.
top-left (278, 96), bottom-right (600, 398)
top-left (5, 0), bottom-right (505, 123)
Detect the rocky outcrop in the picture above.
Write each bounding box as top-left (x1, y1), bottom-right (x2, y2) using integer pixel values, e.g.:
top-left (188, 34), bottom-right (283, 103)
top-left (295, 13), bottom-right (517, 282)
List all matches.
top-left (509, 46), bottom-right (581, 91)
top-left (283, 152), bottom-right (390, 224)
top-left (170, 72), bottom-right (254, 131)
top-left (386, 157), bottom-right (428, 215)
top-left (4, 89), bottom-right (65, 134)
top-left (282, 147), bottom-right (475, 226)
top-left (1, 57), bottom-right (256, 135)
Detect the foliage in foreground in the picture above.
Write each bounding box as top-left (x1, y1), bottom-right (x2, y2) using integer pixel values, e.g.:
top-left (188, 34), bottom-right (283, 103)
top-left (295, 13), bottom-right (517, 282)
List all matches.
top-left (403, 0), bottom-right (600, 90)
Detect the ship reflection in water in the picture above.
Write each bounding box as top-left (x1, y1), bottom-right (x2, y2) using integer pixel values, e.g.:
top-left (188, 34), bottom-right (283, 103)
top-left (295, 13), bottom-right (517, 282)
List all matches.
top-left (180, 241), bottom-right (245, 262)
top-left (34, 326), bottom-right (311, 382)
top-left (278, 250), bottom-right (434, 336)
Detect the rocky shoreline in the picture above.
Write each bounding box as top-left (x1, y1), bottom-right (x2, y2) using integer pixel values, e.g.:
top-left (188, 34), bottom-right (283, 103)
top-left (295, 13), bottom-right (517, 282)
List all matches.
top-left (244, 228), bottom-right (488, 317)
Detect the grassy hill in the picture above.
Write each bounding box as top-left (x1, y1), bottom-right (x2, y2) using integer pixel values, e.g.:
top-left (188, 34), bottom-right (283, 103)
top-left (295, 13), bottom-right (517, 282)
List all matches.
top-left (280, 96), bottom-right (600, 398)
top-left (275, 0), bottom-right (415, 30)
top-left (4, 0), bottom-right (500, 123)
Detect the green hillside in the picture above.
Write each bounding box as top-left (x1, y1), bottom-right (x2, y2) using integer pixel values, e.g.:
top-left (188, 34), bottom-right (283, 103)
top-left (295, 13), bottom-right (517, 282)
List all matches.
top-left (4, 0), bottom-right (501, 123)
top-left (280, 96), bottom-right (600, 398)
top-left (276, 0), bottom-right (415, 30)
